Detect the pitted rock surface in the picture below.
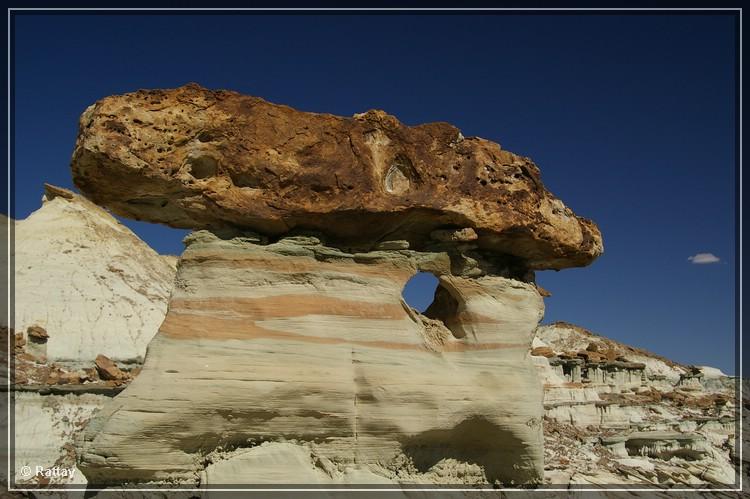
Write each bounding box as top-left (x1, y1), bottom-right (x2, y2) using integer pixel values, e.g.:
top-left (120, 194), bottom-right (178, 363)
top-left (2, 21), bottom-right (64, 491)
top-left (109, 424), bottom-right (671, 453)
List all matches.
top-left (71, 84), bottom-right (602, 270)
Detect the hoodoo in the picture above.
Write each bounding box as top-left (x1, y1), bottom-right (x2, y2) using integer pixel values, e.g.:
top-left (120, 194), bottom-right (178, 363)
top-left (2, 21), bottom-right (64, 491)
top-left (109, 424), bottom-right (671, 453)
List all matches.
top-left (71, 85), bottom-right (604, 486)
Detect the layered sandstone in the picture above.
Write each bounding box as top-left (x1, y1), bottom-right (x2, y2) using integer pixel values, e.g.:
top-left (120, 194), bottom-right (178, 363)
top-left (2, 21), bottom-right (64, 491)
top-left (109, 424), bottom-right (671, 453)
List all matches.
top-left (14, 184), bottom-right (177, 363)
top-left (67, 87), bottom-right (608, 487)
top-left (79, 231), bottom-right (545, 486)
top-left (70, 84), bottom-right (602, 270)
top-left (11, 163), bottom-right (742, 490)
top-left (533, 322), bottom-right (738, 486)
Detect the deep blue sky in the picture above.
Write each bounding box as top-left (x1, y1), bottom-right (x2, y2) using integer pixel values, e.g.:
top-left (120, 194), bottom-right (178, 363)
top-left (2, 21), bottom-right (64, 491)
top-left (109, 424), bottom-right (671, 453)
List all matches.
top-left (12, 13), bottom-right (738, 374)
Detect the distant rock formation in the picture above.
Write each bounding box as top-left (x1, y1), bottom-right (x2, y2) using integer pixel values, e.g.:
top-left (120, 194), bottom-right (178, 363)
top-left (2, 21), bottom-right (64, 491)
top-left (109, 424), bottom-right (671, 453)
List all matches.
top-left (70, 83), bottom-right (602, 270)
top-left (14, 184), bottom-right (177, 363)
top-left (533, 322), bottom-right (739, 486)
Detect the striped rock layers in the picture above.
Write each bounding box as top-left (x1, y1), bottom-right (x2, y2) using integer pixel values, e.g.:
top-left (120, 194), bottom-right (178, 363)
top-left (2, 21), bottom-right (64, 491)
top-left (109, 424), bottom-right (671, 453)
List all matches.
top-left (79, 231), bottom-right (545, 485)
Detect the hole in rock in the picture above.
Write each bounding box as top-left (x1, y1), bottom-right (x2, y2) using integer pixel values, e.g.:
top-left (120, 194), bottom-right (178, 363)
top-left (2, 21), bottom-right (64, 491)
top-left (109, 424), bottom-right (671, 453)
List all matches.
top-left (424, 286), bottom-right (463, 339)
top-left (402, 272), bottom-right (439, 313)
top-left (197, 130), bottom-right (219, 142)
top-left (402, 272), bottom-right (462, 338)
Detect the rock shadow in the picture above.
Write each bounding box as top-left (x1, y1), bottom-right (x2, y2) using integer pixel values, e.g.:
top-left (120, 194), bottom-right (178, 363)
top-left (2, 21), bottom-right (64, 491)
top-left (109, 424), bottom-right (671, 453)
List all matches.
top-left (399, 416), bottom-right (538, 485)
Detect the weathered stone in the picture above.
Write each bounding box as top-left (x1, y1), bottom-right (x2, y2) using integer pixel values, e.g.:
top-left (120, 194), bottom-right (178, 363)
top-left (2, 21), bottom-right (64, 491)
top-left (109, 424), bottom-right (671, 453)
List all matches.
top-left (27, 325), bottom-right (49, 342)
top-left (430, 227), bottom-right (478, 243)
top-left (374, 240), bottom-right (410, 250)
top-left (79, 231), bottom-right (545, 486)
top-left (530, 346), bottom-right (555, 358)
top-left (14, 184), bottom-right (177, 363)
top-left (70, 84), bottom-right (602, 270)
top-left (14, 392), bottom-right (106, 486)
top-left (533, 322), bottom-right (738, 487)
top-left (94, 354), bottom-right (124, 381)
top-left (14, 369), bottom-right (28, 385)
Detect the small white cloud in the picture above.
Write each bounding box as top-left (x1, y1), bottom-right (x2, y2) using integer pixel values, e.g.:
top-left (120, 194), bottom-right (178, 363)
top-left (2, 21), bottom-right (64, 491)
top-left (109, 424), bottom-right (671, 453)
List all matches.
top-left (688, 253), bottom-right (721, 264)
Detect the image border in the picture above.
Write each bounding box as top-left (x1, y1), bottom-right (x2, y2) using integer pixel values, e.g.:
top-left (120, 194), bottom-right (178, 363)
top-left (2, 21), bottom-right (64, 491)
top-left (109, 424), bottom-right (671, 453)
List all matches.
top-left (4, 5), bottom-right (744, 493)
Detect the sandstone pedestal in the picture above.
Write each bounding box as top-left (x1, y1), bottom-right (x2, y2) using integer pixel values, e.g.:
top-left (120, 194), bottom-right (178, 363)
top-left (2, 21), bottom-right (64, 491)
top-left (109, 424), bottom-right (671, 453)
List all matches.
top-left (79, 231), bottom-right (545, 485)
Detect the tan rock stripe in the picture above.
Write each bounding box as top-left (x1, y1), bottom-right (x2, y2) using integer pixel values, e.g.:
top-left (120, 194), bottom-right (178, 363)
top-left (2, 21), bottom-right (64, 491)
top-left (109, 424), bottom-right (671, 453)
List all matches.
top-left (455, 311), bottom-right (519, 324)
top-left (160, 312), bottom-right (525, 352)
top-left (169, 295), bottom-right (407, 320)
top-left (169, 296), bottom-right (513, 326)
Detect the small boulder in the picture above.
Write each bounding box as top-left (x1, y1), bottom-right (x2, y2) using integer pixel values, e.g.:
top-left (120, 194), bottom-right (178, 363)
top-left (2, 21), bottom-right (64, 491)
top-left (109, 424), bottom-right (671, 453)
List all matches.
top-left (45, 370), bottom-right (60, 385)
top-left (16, 352), bottom-right (38, 363)
top-left (59, 372), bottom-right (82, 385)
top-left (27, 325), bottom-right (49, 342)
top-left (95, 354), bottom-right (125, 380)
top-left (531, 346), bottom-right (556, 358)
top-left (536, 285), bottom-right (552, 297)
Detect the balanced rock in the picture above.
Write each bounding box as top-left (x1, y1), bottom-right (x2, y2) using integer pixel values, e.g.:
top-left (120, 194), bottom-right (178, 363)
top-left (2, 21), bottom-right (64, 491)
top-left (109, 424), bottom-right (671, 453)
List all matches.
top-left (70, 84), bottom-right (602, 270)
top-left (71, 86), bottom-right (607, 486)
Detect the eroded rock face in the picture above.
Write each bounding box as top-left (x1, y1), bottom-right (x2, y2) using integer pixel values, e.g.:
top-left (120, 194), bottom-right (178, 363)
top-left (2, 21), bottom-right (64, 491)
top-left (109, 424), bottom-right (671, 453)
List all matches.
top-left (9, 186), bottom-right (178, 488)
top-left (14, 392), bottom-right (107, 487)
top-left (70, 84), bottom-right (602, 270)
top-left (533, 322), bottom-right (738, 486)
top-left (14, 184), bottom-right (178, 363)
top-left (79, 231), bottom-right (545, 486)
